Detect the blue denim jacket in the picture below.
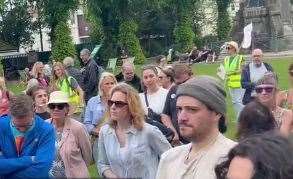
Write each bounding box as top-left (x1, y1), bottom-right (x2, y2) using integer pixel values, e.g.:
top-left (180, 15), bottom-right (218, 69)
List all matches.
top-left (83, 95), bottom-right (106, 133)
top-left (97, 123), bottom-right (171, 179)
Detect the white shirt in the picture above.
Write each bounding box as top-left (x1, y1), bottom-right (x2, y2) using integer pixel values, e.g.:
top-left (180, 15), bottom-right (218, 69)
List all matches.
top-left (249, 62), bottom-right (268, 96)
top-left (139, 87), bottom-right (168, 114)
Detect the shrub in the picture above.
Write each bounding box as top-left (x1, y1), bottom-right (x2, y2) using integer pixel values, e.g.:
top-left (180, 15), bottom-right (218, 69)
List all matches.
top-left (51, 22), bottom-right (76, 62)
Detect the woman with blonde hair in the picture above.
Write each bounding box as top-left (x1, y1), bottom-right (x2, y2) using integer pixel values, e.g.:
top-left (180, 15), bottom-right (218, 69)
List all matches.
top-left (84, 72), bottom-right (117, 161)
top-left (51, 62), bottom-right (84, 119)
top-left (31, 62), bottom-right (50, 88)
top-left (0, 77), bottom-right (12, 116)
top-left (97, 83), bottom-right (171, 179)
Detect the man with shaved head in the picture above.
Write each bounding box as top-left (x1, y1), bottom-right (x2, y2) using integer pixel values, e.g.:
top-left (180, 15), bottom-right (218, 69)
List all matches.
top-left (115, 61), bottom-right (143, 92)
top-left (241, 48), bottom-right (274, 105)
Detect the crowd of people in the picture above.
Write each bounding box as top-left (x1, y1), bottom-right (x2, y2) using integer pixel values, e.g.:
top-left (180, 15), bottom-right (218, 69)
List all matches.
top-left (0, 44), bottom-right (292, 179)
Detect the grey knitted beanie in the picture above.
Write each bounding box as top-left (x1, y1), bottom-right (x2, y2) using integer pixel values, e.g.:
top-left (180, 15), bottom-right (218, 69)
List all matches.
top-left (176, 76), bottom-right (227, 115)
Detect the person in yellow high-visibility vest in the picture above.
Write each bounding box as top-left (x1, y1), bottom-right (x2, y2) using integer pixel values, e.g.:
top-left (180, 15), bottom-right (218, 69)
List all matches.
top-left (223, 41), bottom-right (245, 119)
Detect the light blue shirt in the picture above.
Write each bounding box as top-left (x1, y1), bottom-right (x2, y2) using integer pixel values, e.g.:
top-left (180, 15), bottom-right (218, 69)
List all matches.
top-left (83, 95), bottom-right (106, 133)
top-left (97, 123), bottom-right (172, 179)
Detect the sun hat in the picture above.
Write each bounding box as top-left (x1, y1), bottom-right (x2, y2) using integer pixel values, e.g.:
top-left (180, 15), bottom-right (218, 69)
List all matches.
top-left (227, 41), bottom-right (239, 53)
top-left (48, 91), bottom-right (69, 104)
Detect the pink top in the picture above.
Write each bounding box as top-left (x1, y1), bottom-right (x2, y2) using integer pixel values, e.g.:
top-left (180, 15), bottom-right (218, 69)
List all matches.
top-left (0, 90), bottom-right (9, 116)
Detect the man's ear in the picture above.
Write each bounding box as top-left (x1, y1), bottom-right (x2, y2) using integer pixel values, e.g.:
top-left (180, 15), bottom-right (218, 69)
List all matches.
top-left (214, 112), bottom-right (222, 121)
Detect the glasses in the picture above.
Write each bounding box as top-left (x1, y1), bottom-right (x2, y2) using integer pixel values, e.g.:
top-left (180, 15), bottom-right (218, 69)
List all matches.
top-left (253, 55), bottom-right (261, 58)
top-left (108, 100), bottom-right (128, 108)
top-left (48, 103), bottom-right (67, 110)
top-left (11, 122), bottom-right (33, 129)
top-left (11, 118), bottom-right (33, 131)
top-left (255, 87), bottom-right (274, 94)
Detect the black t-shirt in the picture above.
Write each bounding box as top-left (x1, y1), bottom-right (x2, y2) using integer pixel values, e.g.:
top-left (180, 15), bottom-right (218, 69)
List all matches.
top-left (162, 85), bottom-right (189, 144)
top-left (116, 73), bottom-right (143, 93)
top-left (36, 111), bottom-right (51, 120)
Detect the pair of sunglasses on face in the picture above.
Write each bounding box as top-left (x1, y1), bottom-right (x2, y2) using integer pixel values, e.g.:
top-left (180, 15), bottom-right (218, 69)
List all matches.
top-left (48, 103), bottom-right (67, 110)
top-left (255, 85), bottom-right (275, 94)
top-left (107, 100), bottom-right (128, 108)
top-left (226, 46), bottom-right (234, 50)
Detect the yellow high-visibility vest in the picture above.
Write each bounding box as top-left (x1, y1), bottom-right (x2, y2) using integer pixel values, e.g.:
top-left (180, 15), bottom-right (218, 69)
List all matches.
top-left (224, 55), bottom-right (243, 88)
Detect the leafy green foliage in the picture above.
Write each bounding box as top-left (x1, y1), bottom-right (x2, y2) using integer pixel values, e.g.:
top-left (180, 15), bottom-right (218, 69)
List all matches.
top-left (215, 0), bottom-right (231, 40)
top-left (37, 0), bottom-right (78, 41)
top-left (86, 12), bottom-right (104, 44)
top-left (85, 0), bottom-right (161, 64)
top-left (169, 0), bottom-right (197, 52)
top-left (51, 22), bottom-right (76, 61)
top-left (118, 21), bottom-right (145, 64)
top-left (174, 17), bottom-right (195, 52)
top-left (0, 1), bottom-right (33, 47)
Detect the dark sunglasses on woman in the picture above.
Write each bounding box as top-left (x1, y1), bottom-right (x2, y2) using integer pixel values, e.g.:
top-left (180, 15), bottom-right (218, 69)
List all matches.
top-left (48, 103), bottom-right (67, 110)
top-left (255, 87), bottom-right (274, 94)
top-left (107, 100), bottom-right (128, 108)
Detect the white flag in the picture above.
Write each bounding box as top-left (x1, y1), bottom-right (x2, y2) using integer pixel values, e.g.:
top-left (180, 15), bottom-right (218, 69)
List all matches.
top-left (217, 64), bottom-right (226, 81)
top-left (241, 23), bottom-right (253, 49)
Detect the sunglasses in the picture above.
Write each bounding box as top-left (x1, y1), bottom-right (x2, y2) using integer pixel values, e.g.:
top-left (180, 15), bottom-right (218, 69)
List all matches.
top-left (107, 100), bottom-right (128, 108)
top-left (48, 103), bottom-right (67, 110)
top-left (255, 87), bottom-right (274, 94)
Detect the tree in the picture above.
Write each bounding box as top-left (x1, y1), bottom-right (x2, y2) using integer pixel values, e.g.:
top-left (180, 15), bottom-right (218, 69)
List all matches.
top-left (31, 0), bottom-right (78, 43)
top-left (167, 0), bottom-right (197, 52)
top-left (215, 0), bottom-right (231, 40)
top-left (84, 0), bottom-right (162, 64)
top-left (51, 21), bottom-right (76, 61)
top-left (0, 1), bottom-right (33, 48)
top-left (118, 20), bottom-right (145, 64)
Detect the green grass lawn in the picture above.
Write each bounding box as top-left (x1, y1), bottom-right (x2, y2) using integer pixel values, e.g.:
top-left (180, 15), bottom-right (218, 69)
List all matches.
top-left (5, 57), bottom-right (292, 177)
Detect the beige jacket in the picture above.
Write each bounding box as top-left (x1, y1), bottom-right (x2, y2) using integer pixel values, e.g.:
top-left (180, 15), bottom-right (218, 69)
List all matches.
top-left (156, 133), bottom-right (237, 179)
top-left (48, 118), bottom-right (93, 178)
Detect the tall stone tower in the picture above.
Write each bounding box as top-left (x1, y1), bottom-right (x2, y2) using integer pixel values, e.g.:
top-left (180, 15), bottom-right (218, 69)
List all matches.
top-left (231, 0), bottom-right (293, 51)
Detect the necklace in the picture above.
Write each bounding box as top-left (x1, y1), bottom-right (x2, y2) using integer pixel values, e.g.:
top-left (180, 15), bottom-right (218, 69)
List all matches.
top-left (272, 107), bottom-right (285, 127)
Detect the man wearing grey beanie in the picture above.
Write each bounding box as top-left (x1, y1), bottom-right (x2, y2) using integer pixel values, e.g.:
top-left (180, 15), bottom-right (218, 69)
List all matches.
top-left (157, 76), bottom-right (237, 179)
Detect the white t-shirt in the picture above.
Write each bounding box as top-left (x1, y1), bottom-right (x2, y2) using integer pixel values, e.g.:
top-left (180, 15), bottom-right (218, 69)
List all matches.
top-left (139, 87), bottom-right (168, 115)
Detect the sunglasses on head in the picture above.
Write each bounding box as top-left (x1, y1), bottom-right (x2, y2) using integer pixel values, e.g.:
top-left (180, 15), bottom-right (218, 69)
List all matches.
top-left (108, 100), bottom-right (128, 108)
top-left (48, 103), bottom-right (67, 110)
top-left (255, 86), bottom-right (274, 94)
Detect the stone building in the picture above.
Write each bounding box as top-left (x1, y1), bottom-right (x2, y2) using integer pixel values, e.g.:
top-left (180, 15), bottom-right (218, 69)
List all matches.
top-left (232, 0), bottom-right (293, 51)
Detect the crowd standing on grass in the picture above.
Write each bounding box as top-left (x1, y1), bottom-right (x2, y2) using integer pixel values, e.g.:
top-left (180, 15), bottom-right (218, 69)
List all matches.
top-left (0, 46), bottom-right (293, 179)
